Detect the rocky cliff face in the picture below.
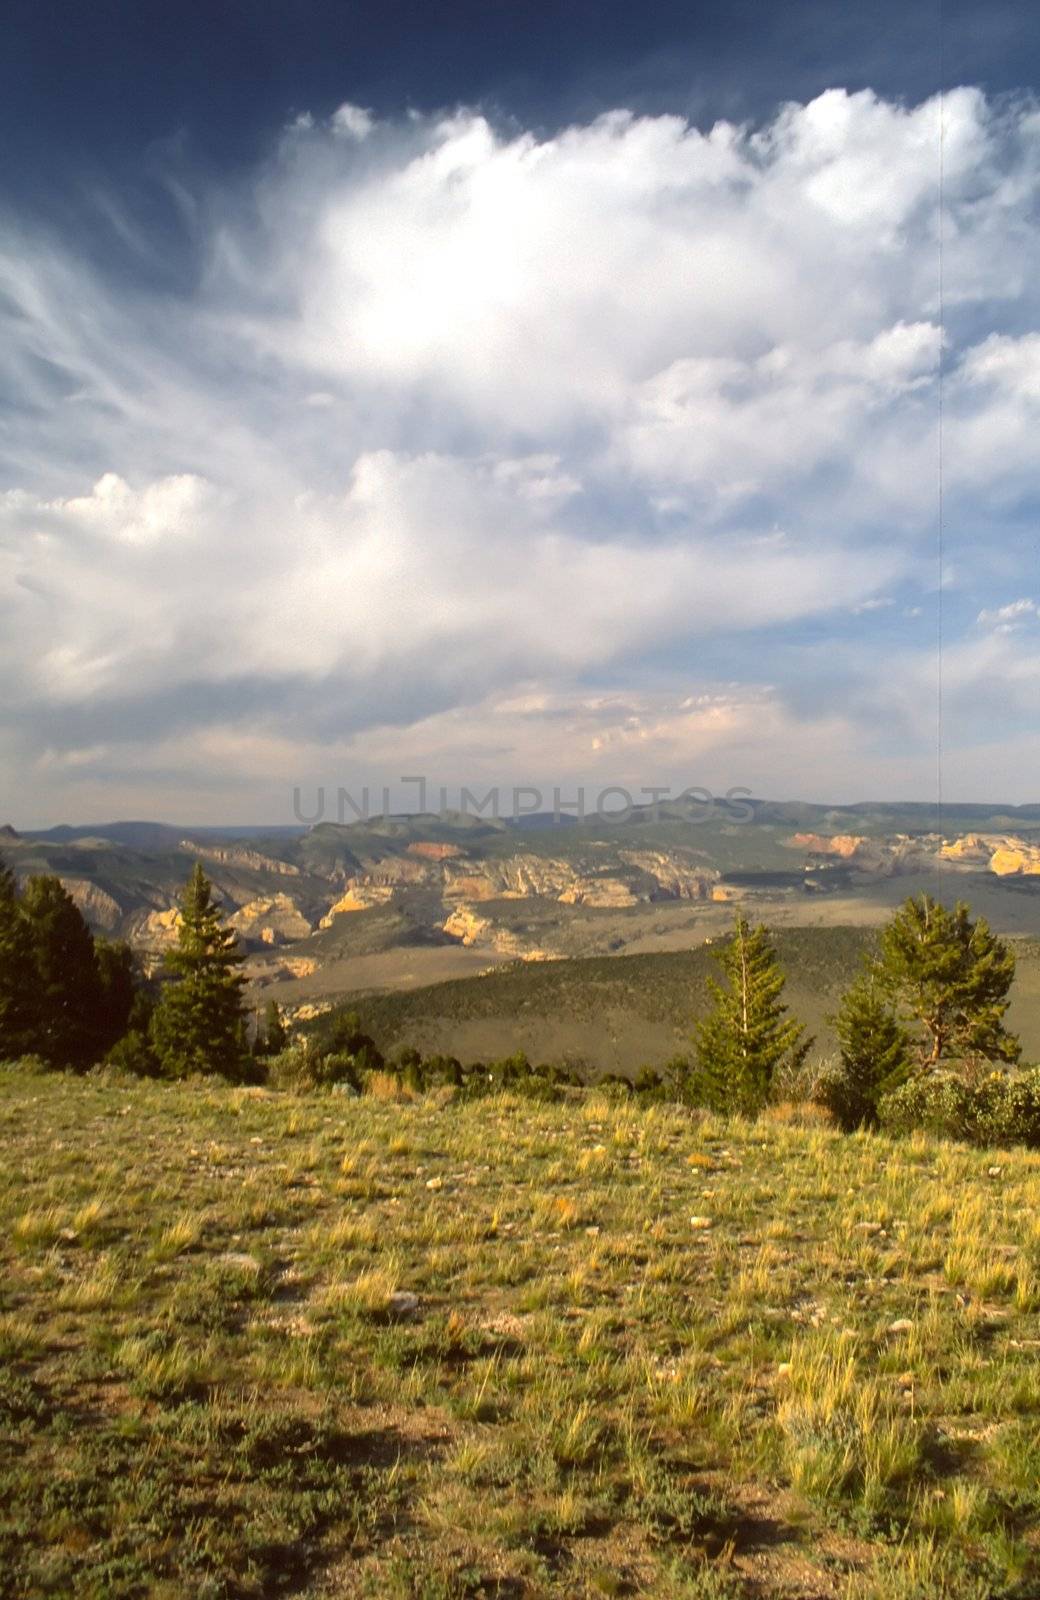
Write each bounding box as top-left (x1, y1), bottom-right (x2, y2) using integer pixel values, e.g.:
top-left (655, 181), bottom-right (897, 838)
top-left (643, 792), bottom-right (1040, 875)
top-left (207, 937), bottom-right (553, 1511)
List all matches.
top-left (181, 841), bottom-right (301, 876)
top-left (59, 879), bottom-right (124, 932)
top-left (617, 850), bottom-right (718, 899)
top-left (789, 833), bottom-right (937, 877)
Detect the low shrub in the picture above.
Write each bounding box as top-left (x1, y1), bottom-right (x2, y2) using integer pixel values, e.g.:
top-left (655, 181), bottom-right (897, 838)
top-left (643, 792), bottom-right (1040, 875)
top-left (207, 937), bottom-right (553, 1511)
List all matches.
top-left (266, 1039), bottom-right (363, 1092)
top-left (879, 1068), bottom-right (1040, 1148)
top-left (458, 1052), bottom-right (582, 1102)
top-left (102, 1029), bottom-right (160, 1078)
top-left (0, 1054), bottom-right (51, 1077)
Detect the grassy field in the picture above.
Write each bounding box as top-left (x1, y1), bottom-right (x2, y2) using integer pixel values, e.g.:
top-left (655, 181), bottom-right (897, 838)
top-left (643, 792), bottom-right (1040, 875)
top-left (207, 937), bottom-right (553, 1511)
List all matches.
top-left (4, 1071), bottom-right (1040, 1597)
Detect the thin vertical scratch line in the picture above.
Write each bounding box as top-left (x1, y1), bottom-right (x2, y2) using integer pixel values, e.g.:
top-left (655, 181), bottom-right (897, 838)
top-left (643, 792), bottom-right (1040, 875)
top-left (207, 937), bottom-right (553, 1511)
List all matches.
top-left (937, 0), bottom-right (945, 888)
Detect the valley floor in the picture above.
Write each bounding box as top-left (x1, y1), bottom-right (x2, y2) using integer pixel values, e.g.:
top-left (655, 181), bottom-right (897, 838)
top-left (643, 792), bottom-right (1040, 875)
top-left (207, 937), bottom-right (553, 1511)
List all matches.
top-left (2, 1069), bottom-right (1040, 1598)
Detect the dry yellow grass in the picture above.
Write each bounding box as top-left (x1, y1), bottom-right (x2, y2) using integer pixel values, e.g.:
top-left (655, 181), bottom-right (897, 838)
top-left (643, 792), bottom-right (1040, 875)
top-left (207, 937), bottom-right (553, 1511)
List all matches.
top-left (2, 1064), bottom-right (1039, 1598)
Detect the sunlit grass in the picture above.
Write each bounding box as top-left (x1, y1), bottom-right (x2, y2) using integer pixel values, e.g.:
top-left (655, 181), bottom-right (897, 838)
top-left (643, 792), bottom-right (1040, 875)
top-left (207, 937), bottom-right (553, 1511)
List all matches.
top-left (3, 1064), bottom-right (1040, 1596)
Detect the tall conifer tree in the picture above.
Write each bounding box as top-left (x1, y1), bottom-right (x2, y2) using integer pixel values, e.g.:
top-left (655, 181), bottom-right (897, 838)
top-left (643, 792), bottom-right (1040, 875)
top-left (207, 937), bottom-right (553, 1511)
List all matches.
top-left (694, 914), bottom-right (811, 1115)
top-left (150, 865), bottom-right (247, 1080)
top-left (876, 895), bottom-right (1019, 1074)
top-left (21, 876), bottom-right (103, 1068)
top-left (827, 975), bottom-right (911, 1128)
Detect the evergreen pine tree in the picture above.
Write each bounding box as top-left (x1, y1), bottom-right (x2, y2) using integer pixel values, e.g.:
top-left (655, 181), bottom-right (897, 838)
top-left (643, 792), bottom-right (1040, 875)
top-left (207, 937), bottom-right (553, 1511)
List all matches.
top-left (21, 876), bottom-right (104, 1068)
top-left (876, 895), bottom-right (1019, 1075)
top-left (150, 865), bottom-right (247, 1080)
top-left (826, 975), bottom-right (911, 1129)
top-left (693, 914), bottom-right (811, 1115)
top-left (0, 859), bottom-right (36, 1060)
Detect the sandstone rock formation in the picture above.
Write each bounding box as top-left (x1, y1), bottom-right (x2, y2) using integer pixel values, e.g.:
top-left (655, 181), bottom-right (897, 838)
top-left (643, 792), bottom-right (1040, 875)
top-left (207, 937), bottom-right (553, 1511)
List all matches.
top-left (319, 885), bottom-right (396, 925)
top-left (989, 842), bottom-right (1040, 876)
top-left (441, 905), bottom-right (555, 959)
top-left (406, 841), bottom-right (463, 860)
top-left (228, 893), bottom-right (312, 945)
top-left (940, 834), bottom-right (1040, 875)
top-left (790, 832), bottom-right (874, 859)
top-left (130, 906), bottom-right (183, 961)
top-left (442, 906), bottom-right (492, 945)
top-left (939, 834), bottom-right (991, 863)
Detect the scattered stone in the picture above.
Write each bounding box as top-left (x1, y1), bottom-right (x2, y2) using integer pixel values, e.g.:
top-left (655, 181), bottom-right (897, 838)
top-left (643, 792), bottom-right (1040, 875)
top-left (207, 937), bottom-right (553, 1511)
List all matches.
top-left (425, 1176), bottom-right (444, 1190)
top-left (220, 1251), bottom-right (262, 1274)
top-left (389, 1291), bottom-right (420, 1318)
top-left (988, 1165), bottom-right (1003, 1178)
top-left (585, 1226), bottom-right (601, 1237)
top-left (776, 1362), bottom-right (792, 1378)
top-left (888, 1318), bottom-right (915, 1335)
top-left (853, 1221), bottom-right (883, 1234)
top-left (689, 1216), bottom-right (713, 1230)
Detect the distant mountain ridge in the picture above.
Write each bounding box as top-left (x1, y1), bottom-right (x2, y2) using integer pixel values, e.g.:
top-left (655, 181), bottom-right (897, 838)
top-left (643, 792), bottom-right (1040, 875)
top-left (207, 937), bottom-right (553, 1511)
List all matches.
top-left (4, 799), bottom-right (1040, 1001)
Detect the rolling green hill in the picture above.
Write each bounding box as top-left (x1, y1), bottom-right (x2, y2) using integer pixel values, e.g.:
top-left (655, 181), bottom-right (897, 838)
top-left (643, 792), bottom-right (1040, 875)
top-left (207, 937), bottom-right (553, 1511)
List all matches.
top-left (313, 928), bottom-right (1040, 1078)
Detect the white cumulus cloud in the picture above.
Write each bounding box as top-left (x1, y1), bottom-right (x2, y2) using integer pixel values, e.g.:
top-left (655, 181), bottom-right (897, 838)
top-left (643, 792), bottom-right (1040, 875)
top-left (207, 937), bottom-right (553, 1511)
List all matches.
top-left (1, 85), bottom-right (1039, 818)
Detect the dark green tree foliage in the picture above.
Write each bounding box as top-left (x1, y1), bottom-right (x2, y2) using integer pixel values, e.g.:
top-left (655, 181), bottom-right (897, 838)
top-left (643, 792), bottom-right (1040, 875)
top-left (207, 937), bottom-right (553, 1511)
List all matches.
top-left (20, 876), bottom-right (104, 1069)
top-left (876, 895), bottom-right (1019, 1074)
top-left (824, 976), bottom-right (911, 1130)
top-left (0, 860), bottom-right (36, 1059)
top-left (261, 998), bottom-right (287, 1056)
top-left (150, 865), bottom-right (247, 1080)
top-left (314, 1010), bottom-right (384, 1073)
top-left (94, 939), bottom-right (139, 1054)
top-left (693, 914), bottom-right (811, 1115)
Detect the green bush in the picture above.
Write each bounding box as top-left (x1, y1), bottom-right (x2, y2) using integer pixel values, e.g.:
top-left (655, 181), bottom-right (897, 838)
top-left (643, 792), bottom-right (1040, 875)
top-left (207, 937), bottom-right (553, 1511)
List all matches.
top-left (597, 1072), bottom-right (635, 1100)
top-left (312, 1011), bottom-right (384, 1073)
top-left (633, 1066), bottom-right (669, 1101)
top-left (265, 1040), bottom-right (320, 1091)
top-left (879, 1068), bottom-right (1040, 1148)
top-left (0, 1054), bottom-right (51, 1077)
top-left (103, 1029), bottom-right (160, 1078)
top-left (457, 1052), bottom-right (581, 1103)
top-left (422, 1053), bottom-right (463, 1087)
top-left (309, 1051), bottom-right (364, 1091)
top-left (663, 1054), bottom-right (721, 1110)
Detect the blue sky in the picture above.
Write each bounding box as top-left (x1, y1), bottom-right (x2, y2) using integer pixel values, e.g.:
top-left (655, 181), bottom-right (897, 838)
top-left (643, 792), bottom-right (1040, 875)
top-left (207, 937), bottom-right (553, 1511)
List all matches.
top-left (1, 2), bottom-right (1039, 823)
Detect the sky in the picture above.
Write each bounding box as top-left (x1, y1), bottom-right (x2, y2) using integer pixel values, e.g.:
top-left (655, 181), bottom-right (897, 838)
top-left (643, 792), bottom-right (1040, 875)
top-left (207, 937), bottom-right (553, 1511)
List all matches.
top-left (2, 1), bottom-right (1039, 825)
